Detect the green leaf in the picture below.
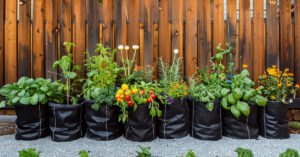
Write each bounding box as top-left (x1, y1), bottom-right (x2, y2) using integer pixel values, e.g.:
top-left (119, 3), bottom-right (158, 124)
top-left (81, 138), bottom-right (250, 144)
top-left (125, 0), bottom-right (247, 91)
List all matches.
top-left (12, 97), bottom-right (20, 104)
top-left (221, 97), bottom-right (230, 110)
top-left (237, 101), bottom-right (250, 116)
top-left (233, 88), bottom-right (243, 100)
top-left (255, 95), bottom-right (267, 107)
top-left (20, 97), bottom-right (31, 105)
top-left (150, 107), bottom-right (156, 117)
top-left (18, 77), bottom-right (27, 85)
top-left (40, 86), bottom-right (49, 92)
top-left (227, 93), bottom-right (237, 105)
top-left (17, 90), bottom-right (26, 97)
top-left (243, 89), bottom-right (254, 101)
top-left (66, 72), bottom-right (77, 79)
top-left (221, 88), bottom-right (230, 97)
top-left (38, 94), bottom-right (46, 103)
top-left (157, 109), bottom-right (162, 117)
top-left (231, 105), bottom-right (241, 119)
top-left (201, 96), bottom-right (210, 103)
top-left (0, 101), bottom-right (5, 108)
top-left (205, 102), bottom-right (214, 111)
top-left (30, 94), bottom-right (39, 105)
top-left (241, 70), bottom-right (250, 76)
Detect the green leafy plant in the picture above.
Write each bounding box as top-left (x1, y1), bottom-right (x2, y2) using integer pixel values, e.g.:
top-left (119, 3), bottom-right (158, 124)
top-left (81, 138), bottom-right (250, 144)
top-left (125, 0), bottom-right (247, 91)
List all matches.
top-left (136, 146), bottom-right (156, 157)
top-left (82, 44), bottom-right (121, 110)
top-left (280, 148), bottom-right (299, 157)
top-left (18, 148), bottom-right (41, 157)
top-left (0, 77), bottom-right (64, 108)
top-left (79, 150), bottom-right (89, 157)
top-left (53, 41), bottom-right (82, 105)
top-left (289, 122), bottom-right (300, 130)
top-left (258, 66), bottom-right (299, 104)
top-left (185, 149), bottom-right (196, 157)
top-left (235, 147), bottom-right (253, 157)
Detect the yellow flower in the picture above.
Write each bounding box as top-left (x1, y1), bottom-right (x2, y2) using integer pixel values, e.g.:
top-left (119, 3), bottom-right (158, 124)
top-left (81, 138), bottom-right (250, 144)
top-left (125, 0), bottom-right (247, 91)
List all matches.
top-left (132, 88), bottom-right (138, 94)
top-left (146, 65), bottom-right (151, 68)
top-left (117, 90), bottom-right (124, 95)
top-left (272, 65), bottom-right (277, 68)
top-left (295, 84), bottom-right (300, 88)
top-left (278, 82), bottom-right (282, 87)
top-left (263, 74), bottom-right (267, 78)
top-left (270, 95), bottom-right (276, 100)
top-left (287, 83), bottom-right (292, 87)
top-left (121, 84), bottom-right (129, 91)
top-left (288, 73), bottom-right (294, 77)
top-left (242, 64), bottom-right (248, 68)
top-left (184, 92), bottom-right (188, 95)
top-left (267, 68), bottom-right (277, 76)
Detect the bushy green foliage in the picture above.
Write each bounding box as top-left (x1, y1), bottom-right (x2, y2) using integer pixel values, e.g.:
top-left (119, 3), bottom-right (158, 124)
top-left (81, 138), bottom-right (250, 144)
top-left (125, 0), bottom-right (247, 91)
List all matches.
top-left (185, 150), bottom-right (196, 157)
top-left (79, 150), bottom-right (89, 157)
top-left (18, 148), bottom-right (41, 157)
top-left (136, 146), bottom-right (156, 157)
top-left (235, 147), bottom-right (253, 157)
top-left (289, 122), bottom-right (300, 130)
top-left (280, 148), bottom-right (299, 157)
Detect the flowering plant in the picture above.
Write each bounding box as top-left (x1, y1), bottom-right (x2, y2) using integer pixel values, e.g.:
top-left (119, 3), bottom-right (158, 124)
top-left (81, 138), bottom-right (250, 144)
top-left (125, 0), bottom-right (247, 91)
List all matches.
top-left (157, 49), bottom-right (188, 104)
top-left (115, 82), bottom-right (161, 123)
top-left (258, 66), bottom-right (299, 103)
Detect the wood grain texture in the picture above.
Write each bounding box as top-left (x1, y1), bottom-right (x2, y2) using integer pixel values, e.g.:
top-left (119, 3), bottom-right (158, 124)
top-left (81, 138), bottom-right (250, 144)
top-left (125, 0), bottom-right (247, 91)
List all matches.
top-left (172, 0), bottom-right (183, 71)
top-left (0, 0), bottom-right (3, 86)
top-left (5, 0), bottom-right (18, 83)
top-left (18, 0), bottom-right (31, 79)
top-left (73, 0), bottom-right (86, 78)
top-left (128, 0), bottom-right (140, 65)
top-left (198, 0), bottom-right (211, 68)
top-left (116, 0), bottom-right (127, 65)
top-left (185, 0), bottom-right (197, 77)
top-left (253, 0), bottom-right (265, 83)
top-left (213, 0), bottom-right (224, 55)
top-left (239, 0), bottom-right (252, 76)
top-left (159, 0), bottom-right (171, 64)
top-left (45, 0), bottom-right (58, 80)
top-left (295, 0), bottom-right (300, 96)
top-left (60, 0), bottom-right (72, 56)
top-left (32, 0), bottom-right (45, 78)
top-left (266, 0), bottom-right (279, 68)
top-left (153, 23), bottom-right (159, 79)
top-left (86, 0), bottom-right (99, 56)
top-left (280, 0), bottom-right (294, 72)
top-left (102, 0), bottom-right (113, 48)
top-left (227, 0), bottom-right (238, 69)
top-left (139, 23), bottom-right (144, 66)
top-left (143, 0), bottom-right (153, 67)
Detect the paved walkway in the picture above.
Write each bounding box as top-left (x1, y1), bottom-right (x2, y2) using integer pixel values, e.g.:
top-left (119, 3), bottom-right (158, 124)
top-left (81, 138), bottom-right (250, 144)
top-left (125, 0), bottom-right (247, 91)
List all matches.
top-left (0, 134), bottom-right (300, 157)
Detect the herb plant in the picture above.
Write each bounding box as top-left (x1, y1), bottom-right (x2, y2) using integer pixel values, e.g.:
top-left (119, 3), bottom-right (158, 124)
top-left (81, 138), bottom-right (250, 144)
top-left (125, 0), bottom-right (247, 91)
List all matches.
top-left (0, 77), bottom-right (64, 108)
top-left (258, 66), bottom-right (299, 104)
top-left (185, 149), bottom-right (196, 157)
top-left (52, 41), bottom-right (82, 105)
top-left (82, 44), bottom-right (121, 110)
top-left (289, 122), bottom-right (300, 130)
top-left (79, 150), bottom-right (89, 157)
top-left (18, 148), bottom-right (41, 157)
top-left (280, 148), bottom-right (299, 157)
top-left (235, 147), bottom-right (253, 157)
top-left (136, 146), bottom-right (156, 157)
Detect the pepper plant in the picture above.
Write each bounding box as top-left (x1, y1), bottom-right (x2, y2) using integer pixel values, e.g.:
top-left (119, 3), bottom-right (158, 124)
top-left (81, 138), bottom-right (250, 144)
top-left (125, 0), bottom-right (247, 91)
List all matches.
top-left (52, 41), bottom-right (82, 104)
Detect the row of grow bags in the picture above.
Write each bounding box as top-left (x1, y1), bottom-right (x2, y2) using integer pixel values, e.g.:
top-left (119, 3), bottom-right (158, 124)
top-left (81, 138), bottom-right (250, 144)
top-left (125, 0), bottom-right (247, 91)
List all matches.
top-left (14, 98), bottom-right (290, 142)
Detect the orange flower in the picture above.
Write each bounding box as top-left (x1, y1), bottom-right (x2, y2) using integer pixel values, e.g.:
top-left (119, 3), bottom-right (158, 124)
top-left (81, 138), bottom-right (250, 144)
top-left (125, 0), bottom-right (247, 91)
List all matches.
top-left (256, 86), bottom-right (260, 90)
top-left (278, 82), bottom-right (282, 87)
top-left (284, 68), bottom-right (289, 72)
top-left (287, 83), bottom-right (292, 87)
top-left (146, 65), bottom-right (151, 68)
top-left (295, 84), bottom-right (300, 88)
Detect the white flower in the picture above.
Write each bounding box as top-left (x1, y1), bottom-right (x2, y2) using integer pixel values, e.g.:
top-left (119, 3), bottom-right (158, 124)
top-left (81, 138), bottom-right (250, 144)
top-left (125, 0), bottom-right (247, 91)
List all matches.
top-left (132, 45), bottom-right (139, 50)
top-left (125, 45), bottom-right (129, 50)
top-left (173, 49), bottom-right (179, 55)
top-left (118, 45), bottom-right (124, 50)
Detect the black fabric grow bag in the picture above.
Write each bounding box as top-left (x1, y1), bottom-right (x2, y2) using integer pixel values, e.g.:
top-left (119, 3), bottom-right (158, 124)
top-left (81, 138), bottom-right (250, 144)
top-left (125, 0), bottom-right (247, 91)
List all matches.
top-left (157, 98), bottom-right (189, 139)
top-left (223, 105), bottom-right (259, 139)
top-left (15, 103), bottom-right (49, 140)
top-left (48, 102), bottom-right (83, 142)
top-left (84, 100), bottom-right (122, 141)
top-left (124, 103), bottom-right (156, 142)
top-left (188, 99), bottom-right (222, 140)
top-left (258, 101), bottom-right (290, 139)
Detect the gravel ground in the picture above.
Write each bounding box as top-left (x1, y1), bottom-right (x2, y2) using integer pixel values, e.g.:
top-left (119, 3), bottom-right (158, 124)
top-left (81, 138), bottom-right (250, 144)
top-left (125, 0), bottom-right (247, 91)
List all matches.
top-left (0, 134), bottom-right (300, 157)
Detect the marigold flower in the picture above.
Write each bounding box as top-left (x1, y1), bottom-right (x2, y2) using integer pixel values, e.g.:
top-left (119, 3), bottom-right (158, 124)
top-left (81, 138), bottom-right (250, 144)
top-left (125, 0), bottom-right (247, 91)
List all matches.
top-left (287, 83), bottom-right (292, 87)
top-left (278, 82), bottom-right (282, 87)
top-left (295, 84), bottom-right (300, 88)
top-left (272, 65), bottom-right (277, 68)
top-left (284, 68), bottom-right (289, 72)
top-left (146, 65), bottom-right (151, 68)
top-left (242, 64), bottom-right (248, 68)
top-left (256, 86), bottom-right (260, 90)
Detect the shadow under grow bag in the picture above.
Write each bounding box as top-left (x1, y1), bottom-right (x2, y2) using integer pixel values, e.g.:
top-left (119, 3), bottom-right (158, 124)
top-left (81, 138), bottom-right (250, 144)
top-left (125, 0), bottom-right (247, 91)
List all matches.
top-left (258, 101), bottom-right (290, 139)
top-left (14, 103), bottom-right (49, 140)
top-left (187, 98), bottom-right (222, 140)
top-left (157, 98), bottom-right (189, 139)
top-left (48, 102), bottom-right (84, 142)
top-left (84, 100), bottom-right (122, 141)
top-left (222, 105), bottom-right (259, 139)
top-left (124, 103), bottom-right (157, 142)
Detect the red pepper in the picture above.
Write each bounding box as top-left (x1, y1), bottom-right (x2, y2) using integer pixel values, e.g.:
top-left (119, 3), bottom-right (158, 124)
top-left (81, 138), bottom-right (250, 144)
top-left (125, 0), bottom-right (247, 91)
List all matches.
top-left (147, 98), bottom-right (152, 103)
top-left (128, 101), bottom-right (134, 106)
top-left (151, 94), bottom-right (156, 99)
top-left (139, 90), bottom-right (145, 95)
top-left (125, 95), bottom-right (131, 101)
top-left (131, 91), bottom-right (135, 95)
top-left (149, 90), bottom-right (154, 95)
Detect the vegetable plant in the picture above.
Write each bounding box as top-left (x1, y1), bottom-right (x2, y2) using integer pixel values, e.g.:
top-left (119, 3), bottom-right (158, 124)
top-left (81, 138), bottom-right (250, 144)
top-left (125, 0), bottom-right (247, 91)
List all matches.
top-left (185, 150), bottom-right (196, 157)
top-left (280, 148), bottom-right (299, 157)
top-left (115, 82), bottom-right (161, 123)
top-left (52, 41), bottom-right (82, 104)
top-left (18, 148), bottom-right (41, 157)
top-left (0, 77), bottom-right (64, 108)
top-left (235, 147), bottom-right (253, 157)
top-left (258, 66), bottom-right (299, 104)
top-left (82, 44), bottom-right (121, 110)
top-left (79, 150), bottom-right (89, 157)
top-left (136, 146), bottom-right (156, 157)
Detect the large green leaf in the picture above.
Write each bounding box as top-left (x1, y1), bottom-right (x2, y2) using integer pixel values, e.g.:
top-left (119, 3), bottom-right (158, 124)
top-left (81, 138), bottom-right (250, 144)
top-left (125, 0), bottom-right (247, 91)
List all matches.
top-left (237, 101), bottom-right (250, 116)
top-left (231, 105), bottom-right (241, 119)
top-left (233, 88), bottom-right (243, 100)
top-left (205, 102), bottom-right (214, 111)
top-left (227, 93), bottom-right (237, 105)
top-left (12, 97), bottom-right (20, 104)
top-left (30, 94), bottom-right (39, 105)
top-left (221, 88), bottom-right (230, 97)
top-left (20, 97), bottom-right (31, 105)
top-left (17, 90), bottom-right (26, 97)
top-left (221, 97), bottom-right (230, 110)
top-left (243, 89), bottom-right (255, 101)
top-left (0, 101), bottom-right (6, 108)
top-left (255, 95), bottom-right (267, 107)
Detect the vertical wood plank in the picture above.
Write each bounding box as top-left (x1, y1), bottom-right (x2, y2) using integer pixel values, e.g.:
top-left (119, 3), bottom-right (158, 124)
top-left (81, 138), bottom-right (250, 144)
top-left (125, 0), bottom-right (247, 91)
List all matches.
top-left (266, 0), bottom-right (279, 67)
top-left (18, 0), bottom-right (31, 78)
top-left (86, 0), bottom-right (99, 56)
top-left (73, 0), bottom-right (86, 77)
top-left (128, 0), bottom-right (140, 65)
top-left (32, 0), bottom-right (45, 78)
top-left (227, 0), bottom-right (238, 69)
top-left (280, 0), bottom-right (294, 72)
top-left (172, 0), bottom-right (183, 70)
top-left (198, 0), bottom-right (211, 68)
top-left (239, 0), bottom-right (252, 75)
top-left (213, 0), bottom-right (224, 55)
top-left (116, 0), bottom-right (127, 65)
top-left (45, 0), bottom-right (58, 80)
top-left (295, 0), bottom-right (300, 96)
top-left (139, 23), bottom-right (144, 66)
top-left (159, 0), bottom-right (171, 64)
top-left (5, 0), bottom-right (17, 83)
top-left (253, 0), bottom-right (265, 83)
top-left (144, 0), bottom-right (153, 67)
top-left (185, 0), bottom-right (197, 77)
top-left (60, 0), bottom-right (72, 56)
top-left (102, 0), bottom-right (113, 48)
top-left (140, 0), bottom-right (144, 22)
top-left (153, 23), bottom-right (159, 79)
top-left (0, 0), bottom-right (3, 86)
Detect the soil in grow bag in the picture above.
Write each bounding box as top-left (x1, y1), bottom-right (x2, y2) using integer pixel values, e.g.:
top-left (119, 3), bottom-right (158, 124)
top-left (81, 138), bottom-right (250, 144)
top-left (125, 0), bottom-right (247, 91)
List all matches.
top-left (124, 103), bottom-right (156, 142)
top-left (15, 103), bottom-right (49, 140)
top-left (258, 101), bottom-right (290, 139)
top-left (157, 98), bottom-right (189, 139)
top-left (188, 99), bottom-right (222, 140)
top-left (84, 100), bottom-right (122, 141)
top-left (48, 102), bottom-right (84, 142)
top-left (223, 105), bottom-right (259, 139)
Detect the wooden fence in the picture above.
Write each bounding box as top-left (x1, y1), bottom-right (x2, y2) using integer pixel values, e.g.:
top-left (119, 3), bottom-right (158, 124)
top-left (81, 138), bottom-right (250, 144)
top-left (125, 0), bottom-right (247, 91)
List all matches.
top-left (0, 0), bottom-right (300, 95)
